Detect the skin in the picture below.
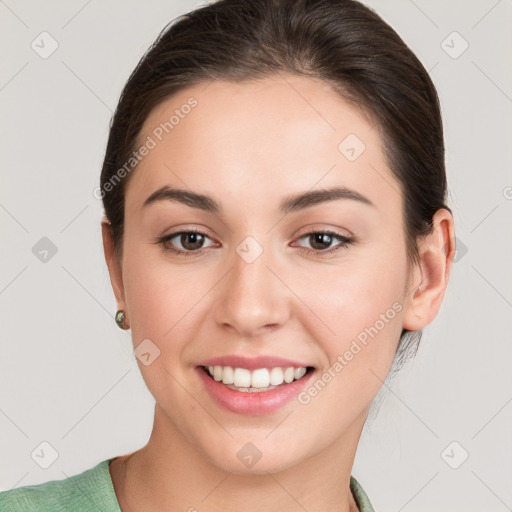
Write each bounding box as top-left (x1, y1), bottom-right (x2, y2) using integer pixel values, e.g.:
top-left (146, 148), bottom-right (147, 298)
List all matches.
top-left (102, 73), bottom-right (455, 512)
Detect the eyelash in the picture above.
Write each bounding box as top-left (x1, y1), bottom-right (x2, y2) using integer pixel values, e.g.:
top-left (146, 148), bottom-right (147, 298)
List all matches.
top-left (156, 229), bottom-right (353, 257)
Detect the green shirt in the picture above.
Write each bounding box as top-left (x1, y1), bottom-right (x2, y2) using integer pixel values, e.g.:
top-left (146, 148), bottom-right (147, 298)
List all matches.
top-left (0, 458), bottom-right (376, 511)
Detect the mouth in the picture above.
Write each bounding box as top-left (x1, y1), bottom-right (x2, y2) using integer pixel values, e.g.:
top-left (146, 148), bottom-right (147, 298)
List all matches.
top-left (199, 364), bottom-right (315, 393)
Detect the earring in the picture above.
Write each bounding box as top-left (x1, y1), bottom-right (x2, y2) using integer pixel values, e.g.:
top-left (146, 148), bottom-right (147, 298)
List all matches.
top-left (115, 310), bottom-right (129, 330)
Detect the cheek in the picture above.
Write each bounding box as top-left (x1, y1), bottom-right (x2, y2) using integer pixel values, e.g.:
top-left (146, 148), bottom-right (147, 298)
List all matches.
top-left (297, 251), bottom-right (407, 345)
top-left (121, 241), bottom-right (204, 344)
top-left (291, 256), bottom-right (407, 442)
top-left (293, 242), bottom-right (408, 409)
top-left (121, 252), bottom-right (205, 400)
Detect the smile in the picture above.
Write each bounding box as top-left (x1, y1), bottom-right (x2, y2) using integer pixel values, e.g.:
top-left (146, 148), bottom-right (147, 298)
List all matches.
top-left (197, 364), bottom-right (315, 415)
top-left (203, 365), bottom-right (309, 392)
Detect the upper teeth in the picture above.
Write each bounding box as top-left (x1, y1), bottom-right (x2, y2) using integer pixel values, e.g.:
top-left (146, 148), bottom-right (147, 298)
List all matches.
top-left (207, 365), bottom-right (307, 388)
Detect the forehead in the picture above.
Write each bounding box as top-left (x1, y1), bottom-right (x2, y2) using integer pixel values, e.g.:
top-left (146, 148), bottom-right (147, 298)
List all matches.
top-left (125, 73), bottom-right (400, 217)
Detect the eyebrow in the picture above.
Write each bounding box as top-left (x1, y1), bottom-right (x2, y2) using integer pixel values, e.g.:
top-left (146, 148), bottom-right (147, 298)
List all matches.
top-left (142, 185), bottom-right (375, 214)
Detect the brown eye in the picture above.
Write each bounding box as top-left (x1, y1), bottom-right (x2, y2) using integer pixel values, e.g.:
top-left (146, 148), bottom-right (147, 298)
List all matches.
top-left (308, 233), bottom-right (335, 251)
top-left (158, 229), bottom-right (215, 255)
top-left (295, 231), bottom-right (353, 255)
top-left (177, 232), bottom-right (205, 251)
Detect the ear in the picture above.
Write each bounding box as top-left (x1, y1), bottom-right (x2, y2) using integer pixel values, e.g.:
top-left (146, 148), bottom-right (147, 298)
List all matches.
top-left (101, 218), bottom-right (128, 325)
top-left (402, 208), bottom-right (456, 331)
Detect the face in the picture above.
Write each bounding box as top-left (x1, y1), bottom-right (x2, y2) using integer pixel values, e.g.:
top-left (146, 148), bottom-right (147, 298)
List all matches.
top-left (111, 74), bottom-right (416, 474)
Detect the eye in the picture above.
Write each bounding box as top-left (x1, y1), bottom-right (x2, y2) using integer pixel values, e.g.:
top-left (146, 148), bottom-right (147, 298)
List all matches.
top-left (157, 229), bottom-right (216, 255)
top-left (156, 229), bottom-right (353, 257)
top-left (294, 231), bottom-right (353, 255)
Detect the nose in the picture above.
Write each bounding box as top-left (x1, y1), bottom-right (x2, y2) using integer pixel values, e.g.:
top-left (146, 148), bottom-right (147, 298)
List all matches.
top-left (213, 242), bottom-right (291, 338)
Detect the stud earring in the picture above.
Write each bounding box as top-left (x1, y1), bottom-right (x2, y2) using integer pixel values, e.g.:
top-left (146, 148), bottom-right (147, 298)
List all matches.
top-left (115, 310), bottom-right (129, 330)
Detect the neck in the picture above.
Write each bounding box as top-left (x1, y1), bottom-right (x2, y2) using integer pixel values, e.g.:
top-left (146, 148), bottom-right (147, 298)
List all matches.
top-left (110, 404), bottom-right (366, 512)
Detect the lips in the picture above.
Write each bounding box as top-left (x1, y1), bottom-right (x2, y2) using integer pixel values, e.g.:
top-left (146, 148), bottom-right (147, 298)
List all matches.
top-left (198, 355), bottom-right (312, 370)
top-left (195, 355), bottom-right (315, 415)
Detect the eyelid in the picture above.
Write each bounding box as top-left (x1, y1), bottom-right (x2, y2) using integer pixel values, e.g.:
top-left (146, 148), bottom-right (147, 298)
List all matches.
top-left (293, 223), bottom-right (354, 239)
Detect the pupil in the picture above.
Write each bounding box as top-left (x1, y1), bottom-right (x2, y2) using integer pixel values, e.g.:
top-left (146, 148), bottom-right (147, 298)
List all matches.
top-left (311, 233), bottom-right (331, 250)
top-left (182, 232), bottom-right (203, 250)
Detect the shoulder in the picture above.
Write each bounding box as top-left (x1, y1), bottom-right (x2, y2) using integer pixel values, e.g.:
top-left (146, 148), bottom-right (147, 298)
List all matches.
top-left (350, 475), bottom-right (377, 512)
top-left (0, 459), bottom-right (121, 512)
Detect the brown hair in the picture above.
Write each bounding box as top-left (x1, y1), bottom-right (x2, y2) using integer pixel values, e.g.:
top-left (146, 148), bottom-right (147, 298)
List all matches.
top-left (99, 0), bottom-right (451, 369)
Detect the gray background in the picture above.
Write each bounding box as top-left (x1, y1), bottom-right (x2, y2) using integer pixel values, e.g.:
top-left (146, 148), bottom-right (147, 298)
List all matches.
top-left (1, 1), bottom-right (511, 510)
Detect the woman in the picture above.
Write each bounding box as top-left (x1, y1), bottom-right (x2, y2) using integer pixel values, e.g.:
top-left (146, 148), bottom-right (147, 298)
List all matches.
top-left (0, 0), bottom-right (455, 510)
